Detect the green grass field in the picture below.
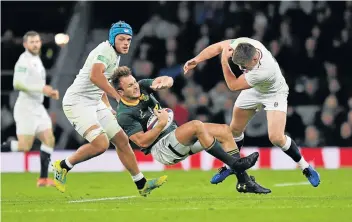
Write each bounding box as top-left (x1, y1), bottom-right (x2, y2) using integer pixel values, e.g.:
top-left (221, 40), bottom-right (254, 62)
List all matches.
top-left (2, 169), bottom-right (352, 222)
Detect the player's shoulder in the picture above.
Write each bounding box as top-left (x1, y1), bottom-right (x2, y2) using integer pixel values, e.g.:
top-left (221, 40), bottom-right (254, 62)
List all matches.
top-left (16, 51), bottom-right (30, 66)
top-left (96, 41), bottom-right (115, 55)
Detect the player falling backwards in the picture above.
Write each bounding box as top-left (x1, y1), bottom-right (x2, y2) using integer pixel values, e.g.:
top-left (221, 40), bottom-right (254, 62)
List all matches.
top-left (52, 21), bottom-right (166, 196)
top-left (2, 31), bottom-right (59, 187)
top-left (184, 37), bottom-right (320, 187)
top-left (111, 66), bottom-right (271, 194)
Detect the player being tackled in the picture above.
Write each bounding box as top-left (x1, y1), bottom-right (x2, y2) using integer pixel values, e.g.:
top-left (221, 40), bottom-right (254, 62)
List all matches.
top-left (111, 66), bottom-right (270, 194)
top-left (52, 21), bottom-right (166, 196)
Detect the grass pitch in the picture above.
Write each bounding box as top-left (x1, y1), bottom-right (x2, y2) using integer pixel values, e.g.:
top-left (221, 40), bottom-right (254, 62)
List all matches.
top-left (2, 169), bottom-right (352, 222)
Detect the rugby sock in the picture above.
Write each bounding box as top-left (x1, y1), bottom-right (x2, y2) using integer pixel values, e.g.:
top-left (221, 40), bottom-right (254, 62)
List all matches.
top-left (234, 133), bottom-right (245, 151)
top-left (1, 142), bottom-right (11, 152)
top-left (40, 144), bottom-right (53, 178)
top-left (60, 158), bottom-right (73, 172)
top-left (206, 139), bottom-right (237, 168)
top-left (1, 141), bottom-right (19, 152)
top-left (226, 150), bottom-right (251, 183)
top-left (132, 172), bottom-right (147, 189)
top-left (280, 136), bottom-right (309, 170)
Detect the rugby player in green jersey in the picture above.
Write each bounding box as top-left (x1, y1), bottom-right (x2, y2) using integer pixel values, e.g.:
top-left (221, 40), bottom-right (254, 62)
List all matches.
top-left (111, 66), bottom-right (270, 194)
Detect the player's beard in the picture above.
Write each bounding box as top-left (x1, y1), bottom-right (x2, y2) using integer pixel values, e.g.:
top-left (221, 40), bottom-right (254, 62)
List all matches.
top-left (28, 48), bottom-right (40, 56)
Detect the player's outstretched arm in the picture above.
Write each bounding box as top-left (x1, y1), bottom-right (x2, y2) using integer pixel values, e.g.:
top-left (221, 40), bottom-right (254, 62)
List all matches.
top-left (184, 39), bottom-right (231, 74)
top-left (221, 46), bottom-right (251, 91)
top-left (90, 63), bottom-right (120, 101)
top-left (150, 76), bottom-right (174, 91)
top-left (129, 109), bottom-right (168, 148)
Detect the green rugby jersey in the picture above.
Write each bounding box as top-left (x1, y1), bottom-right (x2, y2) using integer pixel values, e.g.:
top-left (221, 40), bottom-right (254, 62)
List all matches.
top-left (116, 79), bottom-right (177, 155)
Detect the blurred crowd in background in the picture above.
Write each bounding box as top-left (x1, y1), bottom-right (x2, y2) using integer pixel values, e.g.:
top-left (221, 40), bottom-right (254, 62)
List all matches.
top-left (2, 1), bottom-right (352, 148)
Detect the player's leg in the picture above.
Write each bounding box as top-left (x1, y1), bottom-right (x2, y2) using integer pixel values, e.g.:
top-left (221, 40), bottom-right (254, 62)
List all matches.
top-left (35, 109), bottom-right (55, 187)
top-left (98, 105), bottom-right (167, 197)
top-left (36, 129), bottom-right (55, 187)
top-left (230, 106), bottom-right (256, 150)
top-left (265, 94), bottom-right (320, 187)
top-left (52, 105), bottom-right (110, 192)
top-left (1, 116), bottom-right (36, 152)
top-left (211, 90), bottom-right (257, 184)
top-left (204, 123), bottom-right (271, 194)
top-left (174, 120), bottom-right (259, 172)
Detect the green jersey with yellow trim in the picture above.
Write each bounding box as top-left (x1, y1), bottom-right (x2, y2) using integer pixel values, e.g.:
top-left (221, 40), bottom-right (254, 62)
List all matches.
top-left (117, 79), bottom-right (177, 155)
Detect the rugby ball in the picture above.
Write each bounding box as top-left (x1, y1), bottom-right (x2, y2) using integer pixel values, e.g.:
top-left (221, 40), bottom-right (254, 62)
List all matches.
top-left (147, 108), bottom-right (174, 132)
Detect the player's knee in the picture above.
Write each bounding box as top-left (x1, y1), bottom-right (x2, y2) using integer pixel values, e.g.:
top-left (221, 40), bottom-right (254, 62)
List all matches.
top-left (230, 125), bottom-right (243, 138)
top-left (268, 133), bottom-right (286, 146)
top-left (92, 134), bottom-right (110, 153)
top-left (221, 124), bottom-right (233, 135)
top-left (191, 120), bottom-right (205, 133)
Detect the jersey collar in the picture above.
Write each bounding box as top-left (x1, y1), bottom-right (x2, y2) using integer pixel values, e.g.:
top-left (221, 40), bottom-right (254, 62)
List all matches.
top-left (120, 97), bottom-right (140, 106)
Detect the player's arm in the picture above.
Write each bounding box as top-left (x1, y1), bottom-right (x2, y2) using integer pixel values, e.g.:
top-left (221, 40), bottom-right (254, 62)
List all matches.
top-left (129, 109), bottom-right (169, 148)
top-left (13, 61), bottom-right (59, 99)
top-left (101, 92), bottom-right (116, 114)
top-left (150, 76), bottom-right (174, 91)
top-left (184, 39), bottom-right (231, 74)
top-left (221, 46), bottom-right (251, 91)
top-left (90, 55), bottom-right (120, 101)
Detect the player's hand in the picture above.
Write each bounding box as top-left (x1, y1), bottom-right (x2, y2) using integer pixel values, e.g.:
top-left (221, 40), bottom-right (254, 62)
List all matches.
top-left (50, 90), bottom-right (60, 100)
top-left (153, 108), bottom-right (168, 126)
top-left (43, 85), bottom-right (54, 96)
top-left (109, 107), bottom-right (117, 115)
top-left (222, 45), bottom-right (233, 60)
top-left (183, 58), bottom-right (198, 74)
top-left (150, 82), bottom-right (167, 90)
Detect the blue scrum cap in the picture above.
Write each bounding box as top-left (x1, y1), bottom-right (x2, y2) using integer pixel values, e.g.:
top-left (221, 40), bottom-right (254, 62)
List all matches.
top-left (108, 21), bottom-right (133, 46)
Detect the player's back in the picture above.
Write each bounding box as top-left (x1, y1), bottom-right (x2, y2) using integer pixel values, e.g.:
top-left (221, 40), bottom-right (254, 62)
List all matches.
top-left (13, 51), bottom-right (46, 108)
top-left (231, 37), bottom-right (289, 94)
top-left (63, 41), bottom-right (120, 105)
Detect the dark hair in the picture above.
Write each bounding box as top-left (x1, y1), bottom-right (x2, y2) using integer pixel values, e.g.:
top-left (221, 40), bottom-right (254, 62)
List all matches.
top-left (231, 43), bottom-right (256, 66)
top-left (23, 31), bottom-right (40, 42)
top-left (110, 66), bottom-right (132, 90)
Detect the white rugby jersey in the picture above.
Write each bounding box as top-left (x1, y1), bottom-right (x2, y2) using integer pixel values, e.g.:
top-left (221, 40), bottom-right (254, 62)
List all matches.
top-left (64, 41), bottom-right (120, 105)
top-left (230, 37), bottom-right (289, 94)
top-left (13, 50), bottom-right (46, 107)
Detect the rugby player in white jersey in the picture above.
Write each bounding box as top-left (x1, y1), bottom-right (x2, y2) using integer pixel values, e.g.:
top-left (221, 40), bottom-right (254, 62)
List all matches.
top-left (52, 21), bottom-right (167, 196)
top-left (184, 37), bottom-right (320, 188)
top-left (1, 31), bottom-right (59, 187)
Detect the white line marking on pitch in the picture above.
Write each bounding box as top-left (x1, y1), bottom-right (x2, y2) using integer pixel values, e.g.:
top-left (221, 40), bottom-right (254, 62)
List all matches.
top-left (3, 205), bottom-right (352, 213)
top-left (68, 195), bottom-right (137, 203)
top-left (274, 182), bottom-right (311, 187)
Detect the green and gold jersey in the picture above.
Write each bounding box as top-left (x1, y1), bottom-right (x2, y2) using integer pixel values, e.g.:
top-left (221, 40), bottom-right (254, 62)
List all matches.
top-left (117, 79), bottom-right (178, 155)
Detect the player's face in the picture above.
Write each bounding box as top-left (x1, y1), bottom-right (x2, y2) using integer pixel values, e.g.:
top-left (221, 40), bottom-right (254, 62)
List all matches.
top-left (119, 75), bottom-right (141, 99)
top-left (24, 35), bottom-right (42, 55)
top-left (114, 34), bottom-right (132, 54)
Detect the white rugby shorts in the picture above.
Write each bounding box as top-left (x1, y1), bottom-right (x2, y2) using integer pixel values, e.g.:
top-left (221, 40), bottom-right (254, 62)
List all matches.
top-left (62, 100), bottom-right (121, 140)
top-left (235, 88), bottom-right (288, 113)
top-left (151, 129), bottom-right (204, 165)
top-left (14, 103), bottom-right (52, 135)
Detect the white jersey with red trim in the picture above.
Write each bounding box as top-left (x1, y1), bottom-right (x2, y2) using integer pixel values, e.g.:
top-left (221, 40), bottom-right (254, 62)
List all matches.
top-left (230, 37), bottom-right (289, 94)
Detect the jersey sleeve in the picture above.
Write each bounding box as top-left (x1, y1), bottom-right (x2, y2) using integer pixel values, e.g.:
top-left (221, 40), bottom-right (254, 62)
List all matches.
top-left (230, 37), bottom-right (251, 50)
top-left (13, 57), bottom-right (43, 92)
top-left (117, 113), bottom-right (143, 137)
top-left (92, 48), bottom-right (112, 69)
top-left (138, 79), bottom-right (154, 93)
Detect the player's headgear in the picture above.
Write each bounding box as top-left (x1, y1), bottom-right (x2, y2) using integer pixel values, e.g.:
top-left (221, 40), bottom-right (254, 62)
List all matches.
top-left (108, 21), bottom-right (133, 46)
